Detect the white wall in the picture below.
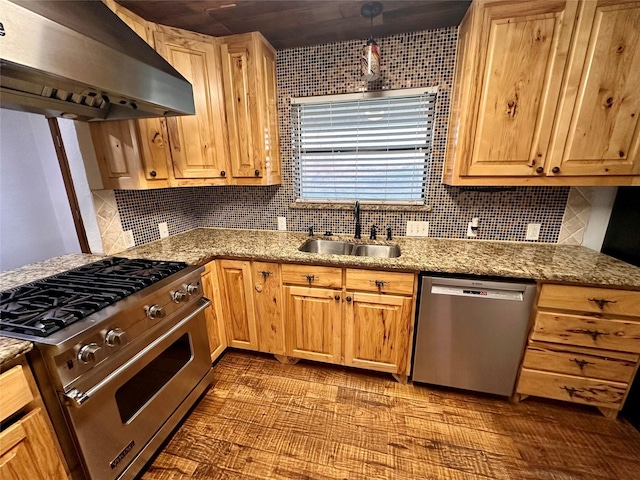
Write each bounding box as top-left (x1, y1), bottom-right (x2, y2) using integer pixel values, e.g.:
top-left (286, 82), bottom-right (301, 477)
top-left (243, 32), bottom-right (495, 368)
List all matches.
top-left (582, 187), bottom-right (617, 251)
top-left (0, 109), bottom-right (81, 271)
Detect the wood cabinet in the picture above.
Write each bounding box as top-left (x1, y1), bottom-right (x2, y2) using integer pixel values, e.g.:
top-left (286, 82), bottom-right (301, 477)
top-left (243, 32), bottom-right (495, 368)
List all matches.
top-left (216, 260), bottom-right (258, 350)
top-left (220, 32), bottom-right (282, 185)
top-left (154, 26), bottom-right (230, 185)
top-left (252, 262), bottom-right (286, 355)
top-left (282, 265), bottom-right (416, 377)
top-left (516, 284), bottom-right (640, 417)
top-left (0, 362), bottom-right (69, 480)
top-left (201, 261), bottom-right (227, 361)
top-left (283, 285), bottom-right (343, 364)
top-left (91, 3), bottom-right (282, 189)
top-left (443, 0), bottom-right (640, 186)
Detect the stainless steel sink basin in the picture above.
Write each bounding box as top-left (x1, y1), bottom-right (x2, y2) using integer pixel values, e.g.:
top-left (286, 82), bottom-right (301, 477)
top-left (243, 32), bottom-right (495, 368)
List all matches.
top-left (298, 239), bottom-right (401, 258)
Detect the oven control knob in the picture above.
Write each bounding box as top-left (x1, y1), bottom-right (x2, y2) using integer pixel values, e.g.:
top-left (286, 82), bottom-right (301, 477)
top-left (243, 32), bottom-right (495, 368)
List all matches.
top-left (146, 304), bottom-right (165, 320)
top-left (172, 290), bottom-right (188, 303)
top-left (78, 343), bottom-right (102, 364)
top-left (105, 328), bottom-right (126, 347)
top-left (186, 283), bottom-right (199, 295)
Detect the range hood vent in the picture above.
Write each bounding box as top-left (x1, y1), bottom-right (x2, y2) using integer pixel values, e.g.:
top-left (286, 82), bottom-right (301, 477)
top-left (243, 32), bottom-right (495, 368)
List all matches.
top-left (0, 0), bottom-right (195, 121)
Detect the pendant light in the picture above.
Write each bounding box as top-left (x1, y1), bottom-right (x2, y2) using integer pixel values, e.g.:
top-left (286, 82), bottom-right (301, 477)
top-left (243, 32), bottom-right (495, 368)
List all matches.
top-left (360, 2), bottom-right (383, 82)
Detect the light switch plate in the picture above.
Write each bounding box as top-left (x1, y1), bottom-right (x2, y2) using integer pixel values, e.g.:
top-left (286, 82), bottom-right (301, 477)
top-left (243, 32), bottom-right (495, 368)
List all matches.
top-left (277, 216), bottom-right (287, 231)
top-left (158, 222), bottom-right (169, 239)
top-left (467, 222), bottom-right (477, 238)
top-left (526, 223), bottom-right (541, 241)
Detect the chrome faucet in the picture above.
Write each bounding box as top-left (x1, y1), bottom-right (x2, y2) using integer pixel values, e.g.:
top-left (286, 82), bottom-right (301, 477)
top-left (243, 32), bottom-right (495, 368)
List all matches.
top-left (354, 201), bottom-right (361, 239)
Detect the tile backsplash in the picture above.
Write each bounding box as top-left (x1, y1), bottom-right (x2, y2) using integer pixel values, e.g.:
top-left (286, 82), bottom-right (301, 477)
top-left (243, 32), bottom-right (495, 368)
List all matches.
top-left (111, 26), bottom-right (570, 248)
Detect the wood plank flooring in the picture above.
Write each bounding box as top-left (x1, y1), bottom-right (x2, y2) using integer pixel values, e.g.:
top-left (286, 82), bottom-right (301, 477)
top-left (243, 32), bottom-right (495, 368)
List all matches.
top-left (140, 351), bottom-right (640, 479)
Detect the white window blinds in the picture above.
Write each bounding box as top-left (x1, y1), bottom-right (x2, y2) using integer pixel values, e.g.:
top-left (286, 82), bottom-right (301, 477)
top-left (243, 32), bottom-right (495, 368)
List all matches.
top-left (292, 87), bottom-right (437, 204)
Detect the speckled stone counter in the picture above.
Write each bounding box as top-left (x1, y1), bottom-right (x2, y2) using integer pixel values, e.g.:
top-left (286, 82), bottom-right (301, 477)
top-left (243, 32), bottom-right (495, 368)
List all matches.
top-left (0, 337), bottom-right (32, 365)
top-left (119, 228), bottom-right (640, 289)
top-left (0, 253), bottom-right (106, 291)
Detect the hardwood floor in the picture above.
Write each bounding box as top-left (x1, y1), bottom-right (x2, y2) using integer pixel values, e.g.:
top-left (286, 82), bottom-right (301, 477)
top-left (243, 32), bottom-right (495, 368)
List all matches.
top-left (141, 351), bottom-right (640, 480)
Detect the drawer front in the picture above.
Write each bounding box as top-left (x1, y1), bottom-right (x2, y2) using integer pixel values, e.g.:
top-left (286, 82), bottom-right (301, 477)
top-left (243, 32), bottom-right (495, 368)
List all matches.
top-left (345, 269), bottom-right (414, 295)
top-left (0, 366), bottom-right (34, 422)
top-left (531, 311), bottom-right (640, 353)
top-left (517, 368), bottom-right (627, 410)
top-left (538, 284), bottom-right (640, 317)
top-left (522, 342), bottom-right (638, 383)
top-left (281, 264), bottom-right (342, 288)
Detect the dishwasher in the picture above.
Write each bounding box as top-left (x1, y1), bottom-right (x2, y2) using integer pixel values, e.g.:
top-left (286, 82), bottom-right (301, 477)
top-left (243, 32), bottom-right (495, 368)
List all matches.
top-left (412, 275), bottom-right (536, 396)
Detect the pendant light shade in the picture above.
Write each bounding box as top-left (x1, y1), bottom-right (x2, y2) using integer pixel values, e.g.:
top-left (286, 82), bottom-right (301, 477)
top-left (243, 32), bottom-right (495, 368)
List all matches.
top-left (360, 2), bottom-right (383, 82)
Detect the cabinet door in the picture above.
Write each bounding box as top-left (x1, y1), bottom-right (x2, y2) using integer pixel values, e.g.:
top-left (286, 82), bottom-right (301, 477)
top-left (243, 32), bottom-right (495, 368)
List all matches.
top-left (548, 0), bottom-right (640, 176)
top-left (217, 260), bottom-right (258, 350)
top-left (154, 28), bottom-right (229, 180)
top-left (0, 408), bottom-right (69, 480)
top-left (259, 43), bottom-right (281, 182)
top-left (252, 262), bottom-right (285, 355)
top-left (201, 262), bottom-right (227, 361)
top-left (464, 1), bottom-right (578, 177)
top-left (283, 286), bottom-right (342, 364)
top-left (344, 293), bottom-right (413, 375)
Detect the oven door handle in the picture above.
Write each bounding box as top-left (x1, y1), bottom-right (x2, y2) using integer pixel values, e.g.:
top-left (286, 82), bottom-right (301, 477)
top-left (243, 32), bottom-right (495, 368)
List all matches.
top-left (62, 297), bottom-right (211, 408)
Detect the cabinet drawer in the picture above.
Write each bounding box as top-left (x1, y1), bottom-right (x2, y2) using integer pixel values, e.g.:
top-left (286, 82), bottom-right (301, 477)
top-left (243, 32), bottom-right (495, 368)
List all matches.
top-left (517, 368), bottom-right (627, 410)
top-left (538, 284), bottom-right (640, 317)
top-left (345, 269), bottom-right (414, 295)
top-left (281, 264), bottom-right (342, 288)
top-left (0, 366), bottom-right (34, 422)
top-left (522, 342), bottom-right (638, 383)
top-left (531, 311), bottom-right (640, 353)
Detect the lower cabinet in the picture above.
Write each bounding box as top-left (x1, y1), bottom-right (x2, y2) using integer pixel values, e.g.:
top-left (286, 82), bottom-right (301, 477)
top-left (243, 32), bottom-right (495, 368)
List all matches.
top-left (283, 286), bottom-right (342, 364)
top-left (515, 284), bottom-right (640, 417)
top-left (201, 261), bottom-right (227, 361)
top-left (207, 259), bottom-right (417, 378)
top-left (0, 362), bottom-right (69, 480)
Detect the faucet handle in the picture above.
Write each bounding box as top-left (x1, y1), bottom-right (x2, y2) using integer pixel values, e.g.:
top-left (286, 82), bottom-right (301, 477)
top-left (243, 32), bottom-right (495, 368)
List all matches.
top-left (370, 225), bottom-right (378, 240)
top-left (386, 226), bottom-right (392, 241)
top-left (307, 226), bottom-right (314, 237)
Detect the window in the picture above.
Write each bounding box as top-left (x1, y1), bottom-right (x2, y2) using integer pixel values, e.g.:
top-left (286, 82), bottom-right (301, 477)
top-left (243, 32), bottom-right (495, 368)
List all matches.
top-left (291, 87), bottom-right (437, 204)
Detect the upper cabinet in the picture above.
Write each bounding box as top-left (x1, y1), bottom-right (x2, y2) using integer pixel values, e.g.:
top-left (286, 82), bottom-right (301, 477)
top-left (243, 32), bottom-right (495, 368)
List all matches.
top-left (89, 4), bottom-right (281, 189)
top-left (154, 26), bottom-right (230, 184)
top-left (443, 0), bottom-right (640, 186)
top-left (221, 32), bottom-right (282, 185)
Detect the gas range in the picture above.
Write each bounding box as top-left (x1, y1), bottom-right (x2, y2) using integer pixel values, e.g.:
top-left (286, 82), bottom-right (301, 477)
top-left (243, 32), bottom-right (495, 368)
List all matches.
top-left (0, 257), bottom-right (213, 480)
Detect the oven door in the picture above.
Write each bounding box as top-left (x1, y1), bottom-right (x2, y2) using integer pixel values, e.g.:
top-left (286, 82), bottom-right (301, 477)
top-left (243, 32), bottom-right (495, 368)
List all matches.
top-left (60, 298), bottom-right (212, 480)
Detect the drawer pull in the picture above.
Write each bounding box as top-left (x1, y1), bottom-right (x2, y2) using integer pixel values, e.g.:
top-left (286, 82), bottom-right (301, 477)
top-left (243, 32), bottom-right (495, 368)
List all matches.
top-left (258, 270), bottom-right (272, 279)
top-left (569, 328), bottom-right (608, 341)
top-left (302, 275), bottom-right (318, 284)
top-left (560, 385), bottom-right (580, 398)
top-left (370, 280), bottom-right (389, 289)
top-left (588, 298), bottom-right (617, 310)
top-left (570, 358), bottom-right (595, 371)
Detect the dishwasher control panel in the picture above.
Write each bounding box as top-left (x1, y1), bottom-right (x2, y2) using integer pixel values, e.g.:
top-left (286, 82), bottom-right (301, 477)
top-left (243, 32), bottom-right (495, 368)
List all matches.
top-left (431, 285), bottom-right (524, 301)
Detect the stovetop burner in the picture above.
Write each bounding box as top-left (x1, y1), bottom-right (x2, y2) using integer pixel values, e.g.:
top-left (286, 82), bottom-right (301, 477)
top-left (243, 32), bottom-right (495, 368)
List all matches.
top-left (0, 257), bottom-right (187, 337)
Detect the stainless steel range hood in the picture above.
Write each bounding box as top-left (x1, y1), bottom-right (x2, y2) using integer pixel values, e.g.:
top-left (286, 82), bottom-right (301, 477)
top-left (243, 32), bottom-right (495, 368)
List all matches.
top-left (0, 0), bottom-right (195, 121)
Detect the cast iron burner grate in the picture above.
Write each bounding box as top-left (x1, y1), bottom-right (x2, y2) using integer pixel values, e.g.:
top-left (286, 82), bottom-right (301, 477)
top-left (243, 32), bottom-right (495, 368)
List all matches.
top-left (0, 257), bottom-right (187, 337)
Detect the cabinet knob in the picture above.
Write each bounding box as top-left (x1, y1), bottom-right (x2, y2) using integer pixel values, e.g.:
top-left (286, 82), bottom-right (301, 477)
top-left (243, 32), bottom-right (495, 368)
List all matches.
top-left (334, 295), bottom-right (340, 301)
top-left (551, 166), bottom-right (560, 174)
top-left (221, 170), bottom-right (226, 177)
top-left (149, 170), bottom-right (157, 177)
top-left (346, 296), bottom-right (352, 302)
top-left (535, 167), bottom-right (544, 174)
top-left (255, 169), bottom-right (261, 176)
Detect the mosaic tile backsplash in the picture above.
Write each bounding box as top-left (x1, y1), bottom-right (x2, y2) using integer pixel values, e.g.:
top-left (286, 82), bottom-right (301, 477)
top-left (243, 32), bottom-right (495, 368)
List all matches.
top-left (113, 27), bottom-right (570, 248)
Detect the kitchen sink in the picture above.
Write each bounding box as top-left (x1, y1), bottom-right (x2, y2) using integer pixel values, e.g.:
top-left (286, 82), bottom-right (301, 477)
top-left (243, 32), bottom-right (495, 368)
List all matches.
top-left (298, 239), bottom-right (401, 258)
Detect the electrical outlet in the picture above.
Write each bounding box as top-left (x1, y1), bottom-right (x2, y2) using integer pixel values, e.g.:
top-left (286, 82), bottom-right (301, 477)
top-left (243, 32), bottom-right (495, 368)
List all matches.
top-left (277, 216), bottom-right (287, 231)
top-left (526, 223), bottom-right (541, 241)
top-left (158, 222), bottom-right (169, 239)
top-left (467, 222), bottom-right (477, 238)
top-left (124, 230), bottom-right (135, 248)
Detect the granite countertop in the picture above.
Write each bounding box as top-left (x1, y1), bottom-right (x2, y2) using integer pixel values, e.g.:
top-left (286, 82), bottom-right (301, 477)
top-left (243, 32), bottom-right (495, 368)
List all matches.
top-left (0, 337), bottom-right (32, 366)
top-left (117, 228), bottom-right (640, 289)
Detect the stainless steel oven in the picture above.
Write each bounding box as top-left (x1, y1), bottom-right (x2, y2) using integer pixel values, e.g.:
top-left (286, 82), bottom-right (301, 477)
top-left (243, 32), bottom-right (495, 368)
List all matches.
top-left (1, 258), bottom-right (214, 480)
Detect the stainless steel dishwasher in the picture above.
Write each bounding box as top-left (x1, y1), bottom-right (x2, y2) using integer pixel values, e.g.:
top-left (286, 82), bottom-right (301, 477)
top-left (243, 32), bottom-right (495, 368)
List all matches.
top-left (412, 276), bottom-right (536, 396)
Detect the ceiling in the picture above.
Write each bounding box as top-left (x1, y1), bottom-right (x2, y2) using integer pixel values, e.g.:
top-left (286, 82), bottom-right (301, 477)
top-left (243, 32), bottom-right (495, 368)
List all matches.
top-left (117, 1), bottom-right (471, 49)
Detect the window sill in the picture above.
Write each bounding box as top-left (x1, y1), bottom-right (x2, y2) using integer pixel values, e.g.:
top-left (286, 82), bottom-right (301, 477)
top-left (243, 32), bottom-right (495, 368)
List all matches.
top-left (288, 202), bottom-right (432, 212)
